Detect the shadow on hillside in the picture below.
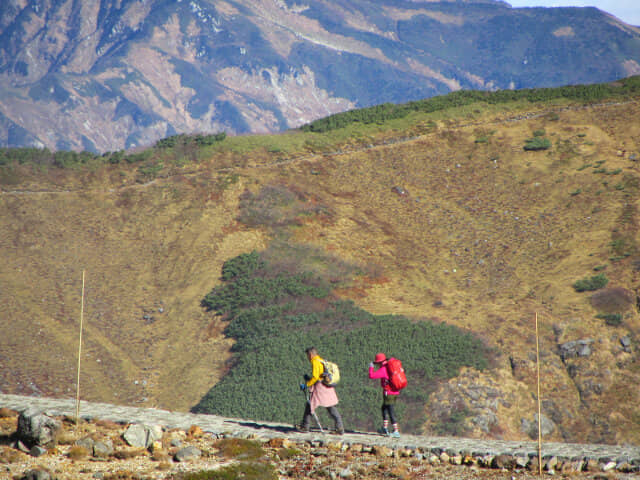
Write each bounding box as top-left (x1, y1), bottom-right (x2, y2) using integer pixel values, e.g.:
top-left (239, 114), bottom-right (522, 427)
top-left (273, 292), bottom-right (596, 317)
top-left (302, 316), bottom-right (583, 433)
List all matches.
top-left (227, 420), bottom-right (370, 436)
top-left (225, 420), bottom-right (294, 433)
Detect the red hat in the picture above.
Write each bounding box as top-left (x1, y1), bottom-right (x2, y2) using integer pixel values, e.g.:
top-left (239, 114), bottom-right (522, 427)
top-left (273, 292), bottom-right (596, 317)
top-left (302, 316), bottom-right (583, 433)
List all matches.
top-left (374, 353), bottom-right (386, 363)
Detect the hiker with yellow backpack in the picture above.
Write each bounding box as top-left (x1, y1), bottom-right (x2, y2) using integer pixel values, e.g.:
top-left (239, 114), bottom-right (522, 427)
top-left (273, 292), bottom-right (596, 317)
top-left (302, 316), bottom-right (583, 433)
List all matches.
top-left (296, 346), bottom-right (344, 434)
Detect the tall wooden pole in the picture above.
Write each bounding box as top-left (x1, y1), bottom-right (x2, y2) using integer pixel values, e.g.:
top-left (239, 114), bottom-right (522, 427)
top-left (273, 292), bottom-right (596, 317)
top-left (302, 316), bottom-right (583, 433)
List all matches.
top-left (75, 270), bottom-right (85, 425)
top-left (535, 312), bottom-right (543, 476)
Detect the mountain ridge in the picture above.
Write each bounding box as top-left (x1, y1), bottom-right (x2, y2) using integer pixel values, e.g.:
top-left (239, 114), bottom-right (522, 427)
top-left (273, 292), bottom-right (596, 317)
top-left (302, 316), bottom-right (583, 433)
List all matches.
top-left (1, 0), bottom-right (640, 152)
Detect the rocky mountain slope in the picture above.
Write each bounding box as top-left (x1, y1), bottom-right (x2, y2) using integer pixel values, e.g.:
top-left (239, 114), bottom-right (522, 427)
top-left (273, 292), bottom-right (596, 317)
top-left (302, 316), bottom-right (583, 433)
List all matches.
top-left (1, 0), bottom-right (640, 152)
top-left (1, 81), bottom-right (640, 446)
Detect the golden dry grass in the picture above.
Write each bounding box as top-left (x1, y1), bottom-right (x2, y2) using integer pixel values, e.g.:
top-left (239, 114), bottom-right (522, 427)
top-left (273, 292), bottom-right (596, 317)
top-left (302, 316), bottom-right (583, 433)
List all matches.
top-left (1, 98), bottom-right (639, 442)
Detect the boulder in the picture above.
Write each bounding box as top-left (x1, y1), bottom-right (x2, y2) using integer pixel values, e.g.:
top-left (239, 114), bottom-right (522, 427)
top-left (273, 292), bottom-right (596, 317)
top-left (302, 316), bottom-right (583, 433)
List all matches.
top-left (174, 445), bottom-right (202, 462)
top-left (123, 423), bottom-right (162, 448)
top-left (17, 409), bottom-right (61, 448)
top-left (491, 454), bottom-right (515, 469)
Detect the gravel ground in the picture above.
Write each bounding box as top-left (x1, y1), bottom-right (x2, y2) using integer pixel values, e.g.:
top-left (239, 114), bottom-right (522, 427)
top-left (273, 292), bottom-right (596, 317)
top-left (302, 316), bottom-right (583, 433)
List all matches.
top-left (3, 410), bottom-right (637, 480)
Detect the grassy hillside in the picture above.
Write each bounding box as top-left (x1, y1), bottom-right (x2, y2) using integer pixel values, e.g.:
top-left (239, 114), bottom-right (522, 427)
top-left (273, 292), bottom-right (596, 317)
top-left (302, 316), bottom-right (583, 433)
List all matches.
top-left (1, 77), bottom-right (640, 443)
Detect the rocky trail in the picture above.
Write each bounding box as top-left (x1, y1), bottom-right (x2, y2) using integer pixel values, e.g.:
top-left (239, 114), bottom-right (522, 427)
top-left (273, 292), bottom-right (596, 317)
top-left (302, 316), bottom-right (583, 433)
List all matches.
top-left (1, 394), bottom-right (639, 479)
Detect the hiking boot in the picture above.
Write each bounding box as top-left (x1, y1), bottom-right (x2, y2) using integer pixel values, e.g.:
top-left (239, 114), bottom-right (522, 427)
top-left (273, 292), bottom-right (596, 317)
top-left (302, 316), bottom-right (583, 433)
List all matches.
top-left (377, 427), bottom-right (390, 436)
top-left (294, 424), bottom-right (310, 433)
top-left (391, 431), bottom-right (400, 438)
top-left (332, 428), bottom-right (345, 435)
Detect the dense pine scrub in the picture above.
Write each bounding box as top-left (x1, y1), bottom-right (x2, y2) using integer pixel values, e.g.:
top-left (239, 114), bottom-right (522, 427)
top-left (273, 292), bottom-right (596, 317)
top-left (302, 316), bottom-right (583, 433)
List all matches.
top-left (193, 252), bottom-right (490, 434)
top-left (300, 75), bottom-right (640, 133)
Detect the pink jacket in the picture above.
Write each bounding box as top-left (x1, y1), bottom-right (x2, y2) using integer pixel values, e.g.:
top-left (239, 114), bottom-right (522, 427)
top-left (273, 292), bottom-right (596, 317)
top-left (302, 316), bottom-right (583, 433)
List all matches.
top-left (369, 363), bottom-right (400, 395)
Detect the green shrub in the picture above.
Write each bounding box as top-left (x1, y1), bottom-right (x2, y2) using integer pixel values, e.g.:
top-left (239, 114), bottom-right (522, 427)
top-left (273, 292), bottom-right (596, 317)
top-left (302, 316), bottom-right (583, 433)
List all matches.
top-left (300, 76), bottom-right (640, 133)
top-left (533, 129), bottom-right (546, 137)
top-left (194, 252), bottom-right (490, 434)
top-left (596, 313), bottom-right (623, 326)
top-left (523, 137), bottom-right (551, 151)
top-left (154, 132), bottom-right (226, 149)
top-left (214, 438), bottom-right (265, 461)
top-left (572, 273), bottom-right (609, 292)
top-left (174, 463), bottom-right (277, 480)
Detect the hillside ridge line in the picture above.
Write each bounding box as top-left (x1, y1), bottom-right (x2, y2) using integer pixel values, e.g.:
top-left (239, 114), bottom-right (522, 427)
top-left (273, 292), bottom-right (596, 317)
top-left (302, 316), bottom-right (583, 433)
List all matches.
top-left (1, 99), bottom-right (635, 197)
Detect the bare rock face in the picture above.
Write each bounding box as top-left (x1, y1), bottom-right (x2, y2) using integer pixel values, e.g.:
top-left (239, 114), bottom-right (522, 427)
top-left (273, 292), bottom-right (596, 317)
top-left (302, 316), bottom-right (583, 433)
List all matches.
top-left (16, 409), bottom-right (61, 448)
top-left (1, 0), bottom-right (639, 152)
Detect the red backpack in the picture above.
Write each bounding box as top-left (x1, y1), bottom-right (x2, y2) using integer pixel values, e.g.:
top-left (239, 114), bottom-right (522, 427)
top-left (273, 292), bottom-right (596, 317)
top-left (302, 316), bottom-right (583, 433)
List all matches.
top-left (386, 357), bottom-right (407, 391)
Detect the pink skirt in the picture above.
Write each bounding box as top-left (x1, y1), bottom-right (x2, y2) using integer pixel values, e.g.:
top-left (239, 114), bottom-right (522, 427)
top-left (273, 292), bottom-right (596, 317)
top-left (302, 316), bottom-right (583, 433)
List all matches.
top-left (309, 382), bottom-right (339, 412)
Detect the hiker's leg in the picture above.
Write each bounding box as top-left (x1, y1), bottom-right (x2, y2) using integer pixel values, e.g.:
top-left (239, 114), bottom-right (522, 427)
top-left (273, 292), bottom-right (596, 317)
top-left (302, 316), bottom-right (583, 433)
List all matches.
top-left (300, 402), bottom-right (312, 430)
top-left (381, 405), bottom-right (390, 428)
top-left (386, 396), bottom-right (400, 436)
top-left (327, 406), bottom-right (344, 432)
top-left (387, 404), bottom-right (397, 425)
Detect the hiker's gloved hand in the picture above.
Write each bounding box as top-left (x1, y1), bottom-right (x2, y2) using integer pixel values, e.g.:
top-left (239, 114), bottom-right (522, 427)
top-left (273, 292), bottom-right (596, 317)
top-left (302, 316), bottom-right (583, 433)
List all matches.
top-left (369, 362), bottom-right (374, 368)
top-left (303, 374), bottom-right (311, 382)
top-left (299, 383), bottom-right (307, 391)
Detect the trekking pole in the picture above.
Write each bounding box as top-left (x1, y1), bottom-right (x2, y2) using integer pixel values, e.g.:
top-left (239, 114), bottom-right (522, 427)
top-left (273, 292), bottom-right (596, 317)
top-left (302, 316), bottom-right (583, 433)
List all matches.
top-left (301, 386), bottom-right (324, 432)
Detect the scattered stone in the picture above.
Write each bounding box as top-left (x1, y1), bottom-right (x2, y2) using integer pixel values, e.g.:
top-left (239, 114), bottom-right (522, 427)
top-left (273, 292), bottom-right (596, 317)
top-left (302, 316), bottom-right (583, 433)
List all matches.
top-left (480, 454), bottom-right (495, 468)
top-left (621, 335), bottom-right (632, 352)
top-left (392, 186), bottom-right (408, 196)
top-left (17, 409), bottom-right (61, 448)
top-left (544, 456), bottom-right (558, 471)
top-left (14, 439), bottom-right (30, 453)
top-left (372, 445), bottom-right (393, 457)
top-left (123, 424), bottom-right (147, 448)
top-left (602, 460), bottom-right (617, 471)
top-left (585, 458), bottom-right (600, 471)
top-left (123, 423), bottom-right (162, 448)
top-left (20, 469), bottom-right (52, 480)
top-left (515, 456), bottom-right (529, 469)
top-left (339, 467), bottom-right (353, 479)
top-left (559, 339), bottom-right (594, 360)
top-left (492, 454), bottom-right (515, 469)
top-left (29, 445), bottom-right (47, 457)
top-left (75, 437), bottom-right (95, 450)
top-left (93, 439), bottom-right (114, 458)
top-left (174, 445), bottom-right (201, 462)
top-left (616, 461), bottom-right (635, 472)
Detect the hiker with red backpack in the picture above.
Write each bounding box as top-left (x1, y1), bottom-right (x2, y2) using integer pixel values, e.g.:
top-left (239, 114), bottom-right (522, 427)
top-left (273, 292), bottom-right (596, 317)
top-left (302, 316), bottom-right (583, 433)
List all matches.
top-left (369, 352), bottom-right (407, 438)
top-left (296, 346), bottom-right (345, 434)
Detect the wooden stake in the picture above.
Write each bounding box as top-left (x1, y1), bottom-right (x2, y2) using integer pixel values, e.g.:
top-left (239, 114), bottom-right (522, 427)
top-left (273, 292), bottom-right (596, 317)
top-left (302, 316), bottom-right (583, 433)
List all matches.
top-left (535, 312), bottom-right (543, 477)
top-left (75, 270), bottom-right (85, 426)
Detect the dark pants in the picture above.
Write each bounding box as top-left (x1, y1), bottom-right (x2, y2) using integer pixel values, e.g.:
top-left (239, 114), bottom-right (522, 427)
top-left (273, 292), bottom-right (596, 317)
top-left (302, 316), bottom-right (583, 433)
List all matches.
top-left (302, 402), bottom-right (344, 431)
top-left (382, 393), bottom-right (397, 424)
